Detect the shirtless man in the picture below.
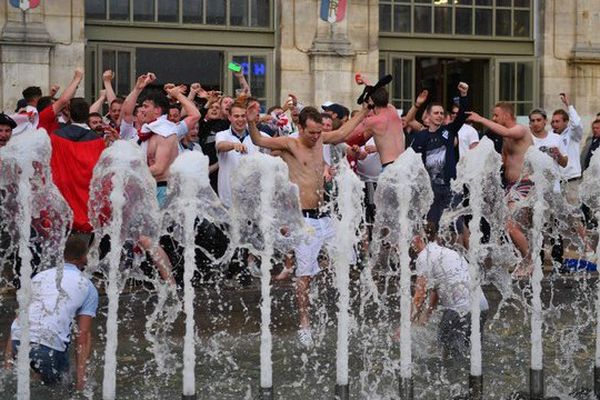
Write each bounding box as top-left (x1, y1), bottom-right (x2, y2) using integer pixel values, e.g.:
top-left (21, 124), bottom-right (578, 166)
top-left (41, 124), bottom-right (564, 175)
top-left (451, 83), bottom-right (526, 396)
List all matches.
top-left (246, 102), bottom-right (368, 348)
top-left (467, 103), bottom-right (533, 273)
top-left (121, 73), bottom-right (200, 206)
top-left (346, 87), bottom-right (405, 167)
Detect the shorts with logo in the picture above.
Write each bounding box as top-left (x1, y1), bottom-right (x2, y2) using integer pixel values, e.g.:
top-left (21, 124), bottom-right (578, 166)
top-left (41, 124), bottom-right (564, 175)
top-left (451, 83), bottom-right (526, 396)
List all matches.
top-left (295, 214), bottom-right (335, 277)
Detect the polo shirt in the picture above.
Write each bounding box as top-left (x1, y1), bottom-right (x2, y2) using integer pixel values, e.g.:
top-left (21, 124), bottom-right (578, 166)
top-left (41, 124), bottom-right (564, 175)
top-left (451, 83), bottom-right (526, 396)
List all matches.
top-left (11, 263), bottom-right (98, 352)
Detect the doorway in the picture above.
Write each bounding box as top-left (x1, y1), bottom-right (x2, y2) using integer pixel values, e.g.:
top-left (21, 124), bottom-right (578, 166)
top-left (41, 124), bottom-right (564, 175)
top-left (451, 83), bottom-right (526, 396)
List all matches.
top-left (416, 57), bottom-right (489, 115)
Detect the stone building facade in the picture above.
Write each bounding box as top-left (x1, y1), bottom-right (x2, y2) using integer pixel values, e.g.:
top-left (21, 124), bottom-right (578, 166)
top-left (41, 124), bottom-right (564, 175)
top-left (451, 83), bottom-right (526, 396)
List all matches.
top-left (0, 0), bottom-right (598, 131)
top-left (0, 0), bottom-right (85, 112)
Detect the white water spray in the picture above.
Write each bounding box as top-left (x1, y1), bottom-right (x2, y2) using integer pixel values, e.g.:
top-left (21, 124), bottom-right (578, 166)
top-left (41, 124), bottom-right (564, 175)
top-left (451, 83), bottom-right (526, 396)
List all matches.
top-left (162, 151), bottom-right (228, 396)
top-left (580, 150), bottom-right (600, 368)
top-left (0, 130), bottom-right (72, 400)
top-left (452, 137), bottom-right (506, 377)
top-left (88, 140), bottom-right (161, 400)
top-left (331, 159), bottom-right (363, 386)
top-left (521, 147), bottom-right (558, 372)
top-left (229, 153), bottom-right (303, 390)
top-left (371, 149), bottom-right (433, 383)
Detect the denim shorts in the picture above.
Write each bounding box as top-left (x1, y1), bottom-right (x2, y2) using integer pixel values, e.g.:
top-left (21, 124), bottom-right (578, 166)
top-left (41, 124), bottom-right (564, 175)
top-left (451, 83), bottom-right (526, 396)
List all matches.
top-left (12, 340), bottom-right (69, 385)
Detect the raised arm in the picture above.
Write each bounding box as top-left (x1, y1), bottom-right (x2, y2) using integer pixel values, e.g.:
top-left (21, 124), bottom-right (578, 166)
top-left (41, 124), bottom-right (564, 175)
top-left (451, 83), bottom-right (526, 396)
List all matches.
top-left (561, 94), bottom-right (583, 141)
top-left (234, 70), bottom-right (251, 96)
top-left (404, 89), bottom-right (428, 130)
top-left (166, 85), bottom-right (200, 131)
top-left (447, 82), bottom-right (469, 135)
top-left (122, 73), bottom-right (155, 124)
top-left (467, 111), bottom-right (528, 140)
top-left (102, 70), bottom-right (117, 106)
top-left (246, 100), bottom-right (291, 151)
top-left (89, 89), bottom-right (107, 114)
top-left (323, 106), bottom-right (369, 144)
top-left (52, 68), bottom-right (83, 115)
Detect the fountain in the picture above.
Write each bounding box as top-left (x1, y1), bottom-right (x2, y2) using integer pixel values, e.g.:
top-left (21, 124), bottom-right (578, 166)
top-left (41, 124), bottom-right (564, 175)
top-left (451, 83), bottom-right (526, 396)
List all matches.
top-left (328, 158), bottom-right (364, 399)
top-left (451, 137), bottom-right (507, 399)
top-left (2, 127), bottom-right (600, 400)
top-left (228, 152), bottom-right (304, 399)
top-left (88, 140), bottom-right (165, 400)
top-left (370, 149), bottom-right (433, 399)
top-left (580, 150), bottom-right (600, 399)
top-left (0, 130), bottom-right (73, 400)
top-left (161, 150), bottom-right (229, 399)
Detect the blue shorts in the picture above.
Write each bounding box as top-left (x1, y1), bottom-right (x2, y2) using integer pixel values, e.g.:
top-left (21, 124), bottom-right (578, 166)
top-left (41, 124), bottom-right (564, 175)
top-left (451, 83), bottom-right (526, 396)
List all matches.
top-left (12, 340), bottom-right (69, 385)
top-left (156, 184), bottom-right (168, 208)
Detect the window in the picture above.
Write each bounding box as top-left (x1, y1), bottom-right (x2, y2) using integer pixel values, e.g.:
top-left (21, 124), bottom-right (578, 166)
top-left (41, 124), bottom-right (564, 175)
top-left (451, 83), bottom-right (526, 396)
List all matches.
top-left (379, 0), bottom-right (531, 38)
top-left (382, 57), bottom-right (414, 112)
top-left (497, 60), bottom-right (534, 116)
top-left (100, 48), bottom-right (133, 97)
top-left (85, 0), bottom-right (272, 28)
top-left (230, 54), bottom-right (270, 110)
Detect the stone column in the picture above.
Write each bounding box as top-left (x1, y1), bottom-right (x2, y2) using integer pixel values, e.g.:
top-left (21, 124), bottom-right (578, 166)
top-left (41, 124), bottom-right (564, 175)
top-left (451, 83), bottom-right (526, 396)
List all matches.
top-left (308, 2), bottom-right (355, 108)
top-left (279, 0), bottom-right (379, 109)
top-left (0, 0), bottom-right (84, 112)
top-left (0, 3), bottom-right (52, 111)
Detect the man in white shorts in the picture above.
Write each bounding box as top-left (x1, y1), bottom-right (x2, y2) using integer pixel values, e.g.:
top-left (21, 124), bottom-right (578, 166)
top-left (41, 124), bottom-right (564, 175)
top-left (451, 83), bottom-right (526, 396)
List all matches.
top-left (247, 103), bottom-right (369, 348)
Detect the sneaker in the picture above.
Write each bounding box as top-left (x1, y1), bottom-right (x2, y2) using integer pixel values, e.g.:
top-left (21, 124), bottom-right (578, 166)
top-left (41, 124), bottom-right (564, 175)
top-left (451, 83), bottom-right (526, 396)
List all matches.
top-left (297, 328), bottom-right (314, 349)
top-left (248, 260), bottom-right (261, 278)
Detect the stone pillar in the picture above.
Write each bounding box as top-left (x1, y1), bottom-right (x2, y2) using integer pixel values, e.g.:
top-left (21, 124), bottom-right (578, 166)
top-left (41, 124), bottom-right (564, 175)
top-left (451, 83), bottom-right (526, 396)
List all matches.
top-left (308, 5), bottom-right (355, 108)
top-left (0, 3), bottom-right (52, 111)
top-left (540, 0), bottom-right (600, 132)
top-left (0, 0), bottom-right (84, 112)
top-left (279, 0), bottom-right (379, 110)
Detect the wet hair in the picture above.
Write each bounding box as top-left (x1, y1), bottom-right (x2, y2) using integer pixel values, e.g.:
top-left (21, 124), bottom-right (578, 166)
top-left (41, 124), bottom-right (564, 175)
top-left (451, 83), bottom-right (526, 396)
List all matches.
top-left (22, 86), bottom-right (42, 102)
top-left (370, 87), bottom-right (389, 108)
top-left (528, 108), bottom-right (547, 120)
top-left (494, 102), bottom-right (515, 118)
top-left (299, 106), bottom-right (323, 128)
top-left (552, 109), bottom-right (569, 122)
top-left (36, 96), bottom-right (54, 113)
top-left (69, 97), bottom-right (90, 123)
top-left (64, 233), bottom-right (90, 261)
top-left (425, 102), bottom-right (444, 114)
top-left (143, 92), bottom-right (170, 115)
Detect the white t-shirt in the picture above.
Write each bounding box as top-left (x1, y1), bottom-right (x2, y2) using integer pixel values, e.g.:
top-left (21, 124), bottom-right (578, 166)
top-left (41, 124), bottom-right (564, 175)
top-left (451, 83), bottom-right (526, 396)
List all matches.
top-left (416, 242), bottom-right (488, 316)
top-left (458, 124), bottom-right (479, 160)
top-left (532, 132), bottom-right (567, 193)
top-left (215, 127), bottom-right (266, 208)
top-left (11, 264), bottom-right (98, 352)
top-left (356, 138), bottom-right (381, 182)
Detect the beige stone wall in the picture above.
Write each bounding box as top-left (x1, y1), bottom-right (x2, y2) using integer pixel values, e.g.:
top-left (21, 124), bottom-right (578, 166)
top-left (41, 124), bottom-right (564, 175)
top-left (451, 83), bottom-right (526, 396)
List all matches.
top-left (0, 0), bottom-right (85, 112)
top-left (279, 0), bottom-right (379, 110)
top-left (541, 0), bottom-right (600, 135)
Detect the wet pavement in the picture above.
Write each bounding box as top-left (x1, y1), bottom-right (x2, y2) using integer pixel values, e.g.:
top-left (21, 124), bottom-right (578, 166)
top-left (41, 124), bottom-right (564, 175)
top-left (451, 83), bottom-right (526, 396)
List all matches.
top-left (0, 270), bottom-right (598, 399)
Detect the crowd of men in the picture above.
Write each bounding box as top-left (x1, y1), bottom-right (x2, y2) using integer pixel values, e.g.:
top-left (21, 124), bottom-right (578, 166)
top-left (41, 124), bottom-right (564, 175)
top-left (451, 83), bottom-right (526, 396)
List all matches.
top-left (1, 66), bottom-right (600, 389)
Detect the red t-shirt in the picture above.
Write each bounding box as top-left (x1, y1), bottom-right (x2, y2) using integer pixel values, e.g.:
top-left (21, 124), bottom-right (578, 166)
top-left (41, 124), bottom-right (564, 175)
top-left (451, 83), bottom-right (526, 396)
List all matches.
top-left (37, 106), bottom-right (60, 135)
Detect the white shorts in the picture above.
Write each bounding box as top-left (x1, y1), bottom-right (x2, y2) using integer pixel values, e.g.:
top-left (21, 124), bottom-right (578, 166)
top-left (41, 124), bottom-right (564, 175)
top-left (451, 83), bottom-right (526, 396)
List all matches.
top-left (295, 216), bottom-right (335, 277)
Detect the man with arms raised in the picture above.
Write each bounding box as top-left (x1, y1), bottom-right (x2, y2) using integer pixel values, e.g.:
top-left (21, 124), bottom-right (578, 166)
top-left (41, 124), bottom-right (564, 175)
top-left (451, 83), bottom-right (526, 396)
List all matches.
top-left (120, 73), bottom-right (200, 207)
top-left (246, 102), bottom-right (368, 348)
top-left (467, 103), bottom-right (533, 274)
top-left (346, 87), bottom-right (405, 168)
